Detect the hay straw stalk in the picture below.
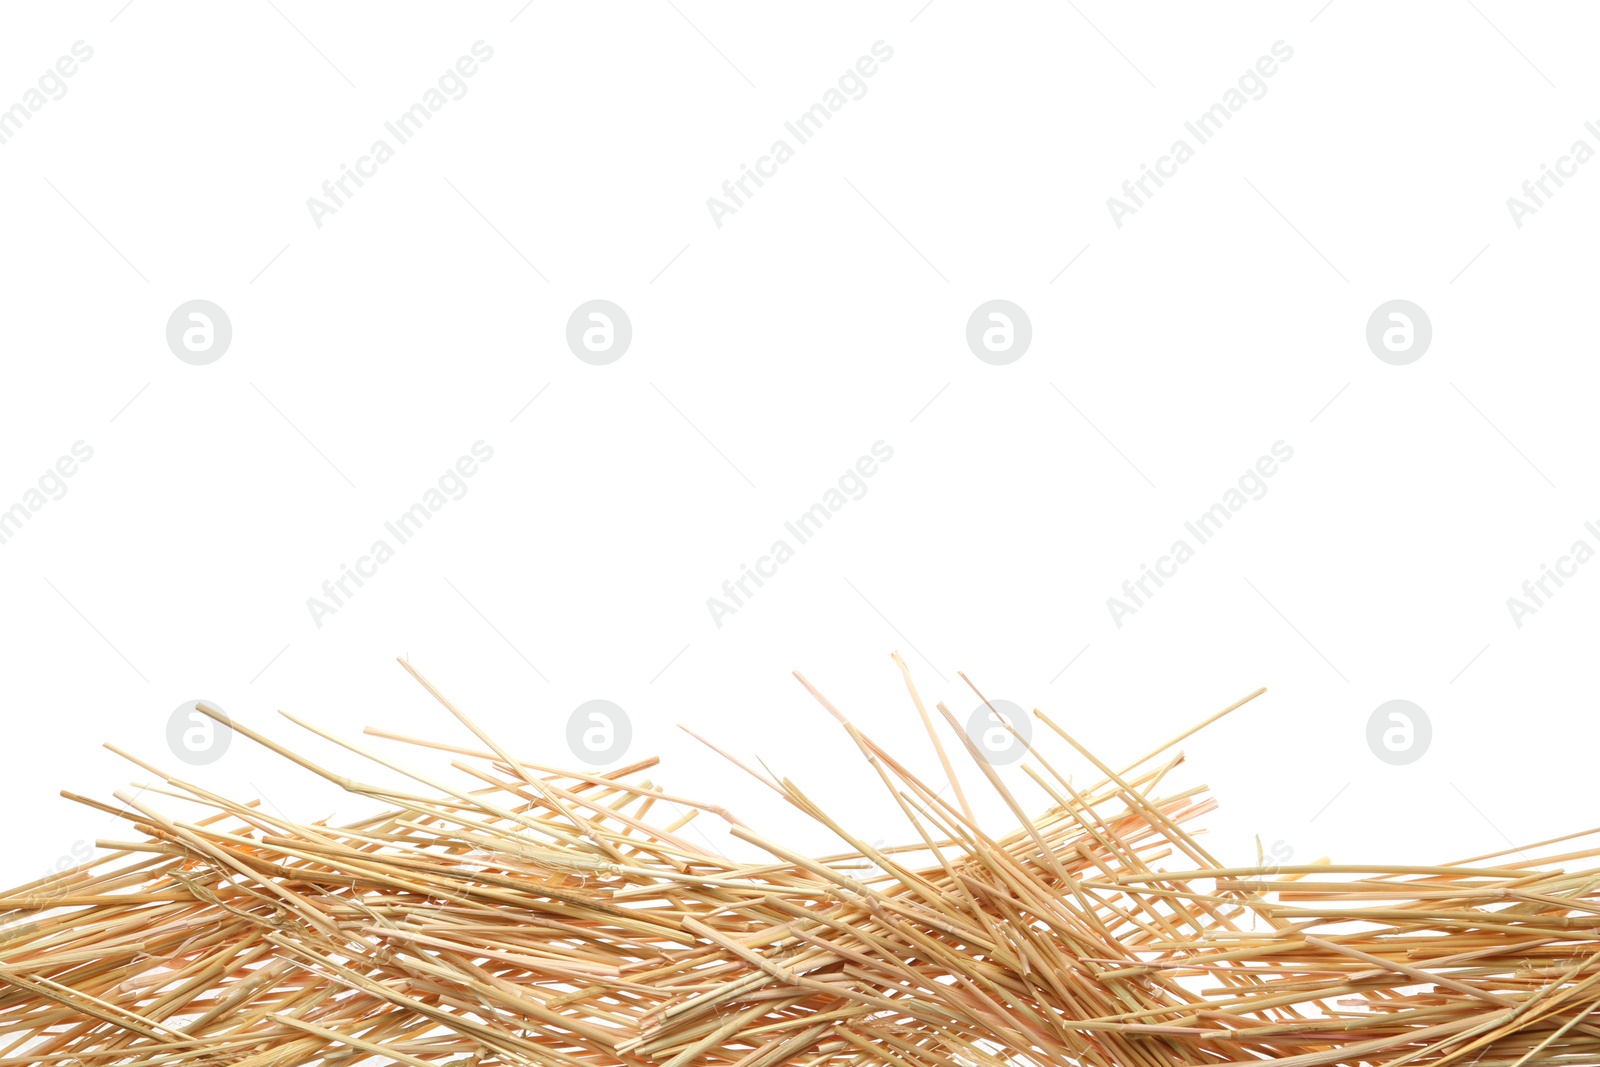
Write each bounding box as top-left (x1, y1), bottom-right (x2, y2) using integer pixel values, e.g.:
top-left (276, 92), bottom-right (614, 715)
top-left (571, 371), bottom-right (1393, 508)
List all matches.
top-left (0, 655), bottom-right (1594, 1067)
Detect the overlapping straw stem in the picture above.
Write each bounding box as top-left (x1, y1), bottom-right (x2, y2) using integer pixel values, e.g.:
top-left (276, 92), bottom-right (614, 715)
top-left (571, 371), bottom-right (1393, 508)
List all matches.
top-left (0, 655), bottom-right (1595, 1067)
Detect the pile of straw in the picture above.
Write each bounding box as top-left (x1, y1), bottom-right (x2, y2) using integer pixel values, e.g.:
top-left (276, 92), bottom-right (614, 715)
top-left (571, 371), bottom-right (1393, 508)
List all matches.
top-left (0, 655), bottom-right (1595, 1067)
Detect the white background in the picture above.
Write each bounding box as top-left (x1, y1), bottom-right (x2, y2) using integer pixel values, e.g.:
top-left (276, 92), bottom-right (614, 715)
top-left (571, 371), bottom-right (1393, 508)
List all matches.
top-left (0, 1), bottom-right (1594, 888)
